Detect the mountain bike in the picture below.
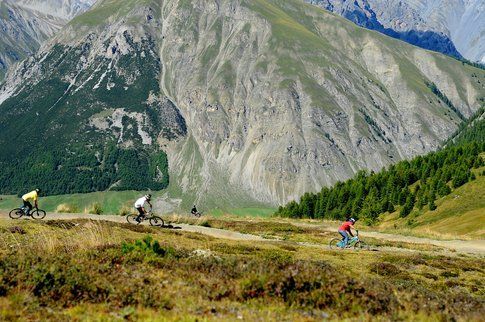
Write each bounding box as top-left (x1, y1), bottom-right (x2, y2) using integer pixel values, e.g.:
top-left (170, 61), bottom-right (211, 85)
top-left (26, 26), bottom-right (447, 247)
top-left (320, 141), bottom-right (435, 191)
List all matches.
top-left (191, 211), bottom-right (203, 218)
top-left (9, 207), bottom-right (46, 220)
top-left (126, 210), bottom-right (164, 227)
top-left (329, 230), bottom-right (369, 250)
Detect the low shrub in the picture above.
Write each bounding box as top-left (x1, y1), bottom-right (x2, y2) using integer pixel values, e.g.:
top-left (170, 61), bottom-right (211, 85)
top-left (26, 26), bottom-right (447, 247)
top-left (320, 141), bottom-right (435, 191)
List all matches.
top-left (421, 272), bottom-right (438, 280)
top-left (44, 221), bottom-right (77, 230)
top-left (55, 203), bottom-right (79, 213)
top-left (369, 262), bottom-right (402, 277)
top-left (441, 271), bottom-right (459, 278)
top-left (86, 203), bottom-right (103, 215)
top-left (238, 261), bottom-right (398, 315)
top-left (118, 204), bottom-right (133, 216)
top-left (121, 235), bottom-right (180, 259)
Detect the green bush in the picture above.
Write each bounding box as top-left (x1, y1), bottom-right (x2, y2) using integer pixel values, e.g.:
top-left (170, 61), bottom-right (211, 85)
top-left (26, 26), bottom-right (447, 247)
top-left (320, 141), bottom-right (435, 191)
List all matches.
top-left (87, 202), bottom-right (103, 215)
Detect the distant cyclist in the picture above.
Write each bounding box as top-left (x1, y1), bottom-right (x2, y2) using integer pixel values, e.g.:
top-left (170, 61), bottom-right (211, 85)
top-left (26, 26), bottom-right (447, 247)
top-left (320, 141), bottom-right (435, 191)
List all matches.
top-left (191, 205), bottom-right (198, 216)
top-left (134, 194), bottom-right (152, 223)
top-left (338, 217), bottom-right (357, 247)
top-left (21, 189), bottom-right (40, 216)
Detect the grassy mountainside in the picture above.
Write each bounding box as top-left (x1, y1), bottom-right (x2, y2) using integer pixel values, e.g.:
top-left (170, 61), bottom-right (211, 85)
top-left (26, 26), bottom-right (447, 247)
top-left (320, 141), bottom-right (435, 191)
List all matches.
top-left (275, 142), bottom-right (484, 219)
top-left (446, 107), bottom-right (485, 146)
top-left (276, 108), bottom-right (485, 238)
top-left (0, 218), bottom-right (483, 320)
top-left (378, 168), bottom-right (485, 239)
top-left (0, 0), bottom-right (484, 207)
top-left (0, 191), bottom-right (153, 215)
top-left (0, 191), bottom-right (276, 217)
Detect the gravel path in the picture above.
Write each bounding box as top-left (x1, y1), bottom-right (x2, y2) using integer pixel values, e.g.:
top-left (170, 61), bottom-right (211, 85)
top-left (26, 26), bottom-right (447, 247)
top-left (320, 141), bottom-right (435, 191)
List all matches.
top-left (290, 222), bottom-right (485, 255)
top-left (1, 212), bottom-right (483, 255)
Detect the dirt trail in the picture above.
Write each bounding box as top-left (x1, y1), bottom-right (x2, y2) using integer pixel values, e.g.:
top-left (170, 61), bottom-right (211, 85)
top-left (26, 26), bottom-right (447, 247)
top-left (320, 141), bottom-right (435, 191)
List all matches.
top-left (1, 212), bottom-right (484, 255)
top-left (0, 212), bottom-right (267, 242)
top-left (290, 222), bottom-right (485, 255)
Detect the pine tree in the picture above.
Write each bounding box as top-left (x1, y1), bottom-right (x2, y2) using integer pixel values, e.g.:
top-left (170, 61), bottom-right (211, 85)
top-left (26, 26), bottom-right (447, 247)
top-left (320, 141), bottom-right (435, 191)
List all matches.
top-left (400, 195), bottom-right (414, 217)
top-left (428, 191), bottom-right (437, 211)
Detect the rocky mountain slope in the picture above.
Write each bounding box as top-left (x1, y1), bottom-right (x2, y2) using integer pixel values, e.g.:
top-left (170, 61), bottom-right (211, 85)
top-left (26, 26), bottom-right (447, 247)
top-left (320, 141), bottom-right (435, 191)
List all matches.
top-left (0, 0), bottom-right (484, 207)
top-left (0, 0), bottom-right (96, 81)
top-left (306, 0), bottom-right (485, 63)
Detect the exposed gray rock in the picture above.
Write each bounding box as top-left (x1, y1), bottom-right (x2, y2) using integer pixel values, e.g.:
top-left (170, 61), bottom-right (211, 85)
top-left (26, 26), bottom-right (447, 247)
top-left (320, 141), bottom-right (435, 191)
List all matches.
top-left (0, 0), bottom-right (484, 208)
top-left (0, 0), bottom-right (97, 81)
top-left (306, 0), bottom-right (484, 63)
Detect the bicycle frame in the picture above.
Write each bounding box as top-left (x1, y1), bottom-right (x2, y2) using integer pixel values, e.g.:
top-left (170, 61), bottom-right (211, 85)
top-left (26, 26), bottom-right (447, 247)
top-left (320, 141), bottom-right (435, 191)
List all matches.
top-left (337, 231), bottom-right (360, 248)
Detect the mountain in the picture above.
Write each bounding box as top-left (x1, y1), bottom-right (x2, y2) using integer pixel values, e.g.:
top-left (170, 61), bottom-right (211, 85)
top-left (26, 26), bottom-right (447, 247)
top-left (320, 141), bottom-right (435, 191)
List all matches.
top-left (0, 0), bottom-right (97, 81)
top-left (0, 0), bottom-right (484, 208)
top-left (306, 0), bottom-right (485, 63)
top-left (276, 106), bottom-right (485, 233)
top-left (446, 106), bottom-right (485, 146)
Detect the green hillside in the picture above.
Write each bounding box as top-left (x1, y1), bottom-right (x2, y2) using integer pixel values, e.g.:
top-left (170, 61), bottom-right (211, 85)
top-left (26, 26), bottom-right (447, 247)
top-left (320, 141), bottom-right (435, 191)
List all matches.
top-left (276, 112), bottom-right (485, 238)
top-left (1, 0), bottom-right (484, 207)
top-left (275, 142), bottom-right (484, 221)
top-left (0, 190), bottom-right (152, 215)
top-left (378, 168), bottom-right (485, 239)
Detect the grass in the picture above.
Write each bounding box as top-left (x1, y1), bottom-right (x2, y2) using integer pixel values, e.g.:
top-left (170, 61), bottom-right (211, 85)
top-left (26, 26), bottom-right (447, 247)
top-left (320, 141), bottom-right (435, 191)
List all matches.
top-left (0, 218), bottom-right (483, 320)
top-left (165, 216), bottom-right (445, 252)
top-left (377, 168), bottom-right (485, 240)
top-left (0, 191), bottom-right (155, 215)
top-left (208, 208), bottom-right (276, 217)
top-left (0, 190), bottom-right (275, 219)
top-left (69, 0), bottom-right (159, 27)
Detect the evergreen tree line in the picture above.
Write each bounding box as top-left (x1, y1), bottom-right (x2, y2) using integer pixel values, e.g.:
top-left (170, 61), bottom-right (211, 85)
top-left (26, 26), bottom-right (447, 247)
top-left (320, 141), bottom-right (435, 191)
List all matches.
top-left (445, 108), bottom-right (485, 146)
top-left (459, 58), bottom-right (485, 71)
top-left (0, 143), bottom-right (169, 197)
top-left (426, 81), bottom-right (465, 120)
top-left (275, 142), bottom-right (484, 223)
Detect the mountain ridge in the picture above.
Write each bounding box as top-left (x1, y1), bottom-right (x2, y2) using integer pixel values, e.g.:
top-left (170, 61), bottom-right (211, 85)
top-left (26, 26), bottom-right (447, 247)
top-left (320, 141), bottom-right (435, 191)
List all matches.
top-left (306, 0), bottom-right (484, 63)
top-left (0, 0), bottom-right (484, 208)
top-left (0, 0), bottom-right (97, 81)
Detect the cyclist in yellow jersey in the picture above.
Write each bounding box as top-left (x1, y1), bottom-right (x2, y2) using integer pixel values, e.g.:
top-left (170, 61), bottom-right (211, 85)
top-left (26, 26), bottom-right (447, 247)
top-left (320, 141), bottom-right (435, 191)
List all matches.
top-left (21, 189), bottom-right (40, 215)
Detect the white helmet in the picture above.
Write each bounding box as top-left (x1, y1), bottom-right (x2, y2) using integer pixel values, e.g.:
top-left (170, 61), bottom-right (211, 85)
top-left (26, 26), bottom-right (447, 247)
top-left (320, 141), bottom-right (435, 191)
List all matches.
top-left (145, 194), bottom-right (151, 200)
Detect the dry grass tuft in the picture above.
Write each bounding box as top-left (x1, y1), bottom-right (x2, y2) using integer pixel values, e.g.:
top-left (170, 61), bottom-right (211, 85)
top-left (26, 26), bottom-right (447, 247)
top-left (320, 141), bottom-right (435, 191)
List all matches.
top-left (0, 220), bottom-right (122, 254)
top-left (56, 203), bottom-right (79, 213)
top-left (85, 202), bottom-right (103, 215)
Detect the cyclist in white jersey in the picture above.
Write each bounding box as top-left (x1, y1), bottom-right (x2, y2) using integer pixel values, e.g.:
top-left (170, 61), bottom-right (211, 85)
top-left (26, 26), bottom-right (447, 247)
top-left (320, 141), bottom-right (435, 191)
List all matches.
top-left (134, 194), bottom-right (152, 223)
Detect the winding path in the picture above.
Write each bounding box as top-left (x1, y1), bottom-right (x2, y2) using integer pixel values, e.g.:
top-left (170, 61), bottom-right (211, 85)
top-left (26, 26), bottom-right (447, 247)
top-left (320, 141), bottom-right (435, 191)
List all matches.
top-left (1, 212), bottom-right (484, 255)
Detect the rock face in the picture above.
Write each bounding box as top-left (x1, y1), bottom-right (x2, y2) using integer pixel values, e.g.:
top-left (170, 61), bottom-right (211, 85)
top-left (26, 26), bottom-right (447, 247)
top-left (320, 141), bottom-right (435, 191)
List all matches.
top-left (0, 0), bottom-right (96, 81)
top-left (0, 0), bottom-right (484, 207)
top-left (306, 0), bottom-right (485, 63)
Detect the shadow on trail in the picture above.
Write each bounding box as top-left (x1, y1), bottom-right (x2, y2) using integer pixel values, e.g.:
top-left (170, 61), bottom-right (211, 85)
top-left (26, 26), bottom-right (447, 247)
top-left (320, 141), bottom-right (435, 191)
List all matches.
top-left (160, 224), bottom-right (182, 230)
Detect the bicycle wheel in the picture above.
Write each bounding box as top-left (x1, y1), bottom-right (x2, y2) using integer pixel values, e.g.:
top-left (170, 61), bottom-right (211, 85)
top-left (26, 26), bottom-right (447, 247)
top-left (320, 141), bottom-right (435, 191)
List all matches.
top-left (9, 208), bottom-right (24, 219)
top-left (126, 214), bottom-right (139, 225)
top-left (31, 209), bottom-right (46, 220)
top-left (354, 241), bottom-right (369, 250)
top-left (329, 238), bottom-right (343, 250)
top-left (149, 216), bottom-right (164, 227)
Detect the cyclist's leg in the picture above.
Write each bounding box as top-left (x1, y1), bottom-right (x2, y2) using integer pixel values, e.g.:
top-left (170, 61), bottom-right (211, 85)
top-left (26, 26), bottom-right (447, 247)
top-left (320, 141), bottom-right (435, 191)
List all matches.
top-left (338, 230), bottom-right (349, 247)
top-left (23, 200), bottom-right (32, 215)
top-left (135, 207), bottom-right (144, 222)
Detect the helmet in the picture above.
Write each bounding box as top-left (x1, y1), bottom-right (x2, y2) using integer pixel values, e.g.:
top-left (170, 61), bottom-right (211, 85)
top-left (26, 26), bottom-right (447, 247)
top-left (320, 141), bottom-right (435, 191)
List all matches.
top-left (35, 188), bottom-right (41, 193)
top-left (349, 218), bottom-right (356, 223)
top-left (145, 194), bottom-right (151, 200)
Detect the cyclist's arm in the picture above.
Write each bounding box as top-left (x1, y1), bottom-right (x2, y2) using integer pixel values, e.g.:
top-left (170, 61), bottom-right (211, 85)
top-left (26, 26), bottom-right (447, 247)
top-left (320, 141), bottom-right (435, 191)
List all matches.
top-left (349, 224), bottom-right (355, 237)
top-left (34, 200), bottom-right (38, 209)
